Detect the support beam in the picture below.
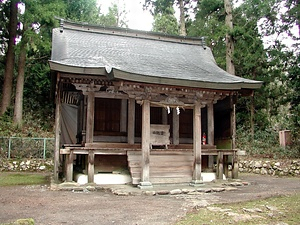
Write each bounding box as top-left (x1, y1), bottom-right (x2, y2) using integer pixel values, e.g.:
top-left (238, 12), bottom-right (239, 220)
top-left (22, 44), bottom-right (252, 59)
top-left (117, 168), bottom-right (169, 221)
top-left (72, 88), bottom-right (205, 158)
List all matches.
top-left (82, 95), bottom-right (87, 143)
top-left (88, 150), bottom-right (95, 183)
top-left (172, 108), bottom-right (179, 145)
top-left (224, 155), bottom-right (229, 178)
top-left (191, 101), bottom-right (202, 185)
top-left (139, 99), bottom-right (152, 188)
top-left (207, 102), bottom-right (214, 145)
top-left (232, 150), bottom-right (238, 179)
top-left (77, 97), bottom-right (84, 144)
top-left (127, 98), bottom-right (135, 144)
top-left (54, 75), bottom-right (61, 182)
top-left (66, 152), bottom-right (74, 182)
top-left (217, 151), bottom-right (224, 179)
top-left (162, 108), bottom-right (168, 125)
top-left (231, 96), bottom-right (238, 179)
top-left (86, 92), bottom-right (95, 143)
top-left (207, 102), bottom-right (214, 169)
top-left (120, 99), bottom-right (127, 133)
top-left (230, 96), bottom-right (236, 149)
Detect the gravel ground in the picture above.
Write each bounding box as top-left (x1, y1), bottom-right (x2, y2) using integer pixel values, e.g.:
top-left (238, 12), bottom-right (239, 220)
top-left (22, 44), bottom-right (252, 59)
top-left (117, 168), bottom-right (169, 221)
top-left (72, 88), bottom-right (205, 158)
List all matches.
top-left (0, 173), bottom-right (299, 225)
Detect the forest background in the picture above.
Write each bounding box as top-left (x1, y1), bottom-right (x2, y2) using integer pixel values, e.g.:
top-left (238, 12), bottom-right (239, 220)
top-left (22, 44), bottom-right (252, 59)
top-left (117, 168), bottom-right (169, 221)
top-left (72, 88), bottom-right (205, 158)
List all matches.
top-left (0, 0), bottom-right (299, 158)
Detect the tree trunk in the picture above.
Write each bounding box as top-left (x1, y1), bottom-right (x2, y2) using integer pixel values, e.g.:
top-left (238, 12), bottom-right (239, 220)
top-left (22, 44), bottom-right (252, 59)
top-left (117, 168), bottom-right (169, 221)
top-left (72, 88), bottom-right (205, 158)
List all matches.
top-left (0, 0), bottom-right (18, 115)
top-left (224, 0), bottom-right (235, 75)
top-left (13, 34), bottom-right (27, 127)
top-left (178, 0), bottom-right (186, 36)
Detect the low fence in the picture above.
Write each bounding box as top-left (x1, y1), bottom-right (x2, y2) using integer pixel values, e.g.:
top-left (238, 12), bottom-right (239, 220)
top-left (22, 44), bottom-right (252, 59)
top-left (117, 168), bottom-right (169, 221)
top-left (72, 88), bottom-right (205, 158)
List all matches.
top-left (0, 137), bottom-right (55, 159)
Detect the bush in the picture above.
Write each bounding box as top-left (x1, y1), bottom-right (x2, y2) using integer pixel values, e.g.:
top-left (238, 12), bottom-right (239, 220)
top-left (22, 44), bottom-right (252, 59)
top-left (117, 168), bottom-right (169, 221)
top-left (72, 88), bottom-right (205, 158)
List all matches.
top-left (236, 126), bottom-right (300, 158)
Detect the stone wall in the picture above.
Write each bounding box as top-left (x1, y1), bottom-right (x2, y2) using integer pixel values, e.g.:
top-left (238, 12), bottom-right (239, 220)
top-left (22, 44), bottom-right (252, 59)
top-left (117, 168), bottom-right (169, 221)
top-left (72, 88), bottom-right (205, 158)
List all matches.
top-left (238, 158), bottom-right (300, 176)
top-left (0, 158), bottom-right (54, 172)
top-left (0, 158), bottom-right (299, 177)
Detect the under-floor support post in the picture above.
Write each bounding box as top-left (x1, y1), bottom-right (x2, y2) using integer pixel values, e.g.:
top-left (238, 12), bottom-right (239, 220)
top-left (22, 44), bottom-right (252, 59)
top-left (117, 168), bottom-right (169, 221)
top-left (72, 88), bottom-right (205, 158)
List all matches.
top-left (66, 152), bottom-right (74, 182)
top-left (88, 150), bottom-right (95, 183)
top-left (217, 151), bottom-right (224, 179)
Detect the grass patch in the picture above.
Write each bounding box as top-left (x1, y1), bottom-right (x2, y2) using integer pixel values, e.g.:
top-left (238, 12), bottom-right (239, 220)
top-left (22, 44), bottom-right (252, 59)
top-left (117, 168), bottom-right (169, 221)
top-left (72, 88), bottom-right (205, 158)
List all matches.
top-left (176, 192), bottom-right (300, 225)
top-left (0, 172), bottom-right (49, 186)
top-left (0, 218), bottom-right (35, 225)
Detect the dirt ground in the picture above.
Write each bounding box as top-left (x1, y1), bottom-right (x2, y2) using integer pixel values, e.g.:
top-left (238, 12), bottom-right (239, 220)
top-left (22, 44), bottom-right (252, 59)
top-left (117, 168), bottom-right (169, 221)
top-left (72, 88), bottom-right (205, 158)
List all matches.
top-left (0, 173), bottom-right (299, 225)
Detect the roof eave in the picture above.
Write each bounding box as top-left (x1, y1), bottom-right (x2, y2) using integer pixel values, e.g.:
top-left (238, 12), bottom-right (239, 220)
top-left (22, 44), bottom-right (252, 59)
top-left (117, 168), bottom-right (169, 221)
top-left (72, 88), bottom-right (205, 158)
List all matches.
top-left (112, 69), bottom-right (263, 90)
top-left (49, 61), bottom-right (107, 75)
top-left (49, 61), bottom-right (263, 90)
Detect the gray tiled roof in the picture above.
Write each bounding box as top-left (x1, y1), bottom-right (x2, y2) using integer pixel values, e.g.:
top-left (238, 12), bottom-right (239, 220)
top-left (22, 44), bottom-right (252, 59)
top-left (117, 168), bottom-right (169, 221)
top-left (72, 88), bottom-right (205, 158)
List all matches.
top-left (49, 22), bottom-right (262, 90)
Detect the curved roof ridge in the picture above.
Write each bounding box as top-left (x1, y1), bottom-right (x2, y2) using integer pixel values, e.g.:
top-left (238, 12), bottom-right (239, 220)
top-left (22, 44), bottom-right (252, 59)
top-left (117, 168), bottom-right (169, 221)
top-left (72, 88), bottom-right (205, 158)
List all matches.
top-left (58, 19), bottom-right (206, 46)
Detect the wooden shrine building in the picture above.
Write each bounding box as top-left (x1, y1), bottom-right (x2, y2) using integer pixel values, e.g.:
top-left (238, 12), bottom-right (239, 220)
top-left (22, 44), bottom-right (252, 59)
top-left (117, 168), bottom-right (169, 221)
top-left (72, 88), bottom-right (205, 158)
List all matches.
top-left (49, 20), bottom-right (262, 187)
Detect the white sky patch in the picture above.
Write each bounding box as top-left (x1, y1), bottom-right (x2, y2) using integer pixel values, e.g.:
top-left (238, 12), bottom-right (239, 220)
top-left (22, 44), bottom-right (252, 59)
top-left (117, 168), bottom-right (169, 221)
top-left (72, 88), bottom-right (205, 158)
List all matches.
top-left (97, 0), bottom-right (153, 31)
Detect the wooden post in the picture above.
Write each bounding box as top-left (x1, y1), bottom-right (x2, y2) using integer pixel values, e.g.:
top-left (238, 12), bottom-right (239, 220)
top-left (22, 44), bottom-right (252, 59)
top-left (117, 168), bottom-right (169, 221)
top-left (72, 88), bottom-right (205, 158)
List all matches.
top-left (224, 155), bottom-right (229, 178)
top-left (86, 91), bottom-right (95, 143)
top-left (127, 98), bottom-right (135, 144)
top-left (217, 151), bottom-right (224, 179)
top-left (230, 96), bottom-right (236, 149)
top-left (66, 151), bottom-right (74, 182)
top-left (191, 101), bottom-right (202, 185)
top-left (162, 108), bottom-right (168, 125)
top-left (230, 95), bottom-right (238, 179)
top-left (139, 99), bottom-right (152, 188)
top-left (207, 102), bottom-right (214, 169)
top-left (207, 102), bottom-right (214, 145)
top-left (82, 95), bottom-right (87, 143)
top-left (172, 108), bottom-right (179, 145)
top-left (120, 99), bottom-right (127, 133)
top-left (77, 97), bottom-right (83, 143)
top-left (88, 150), bottom-right (95, 183)
top-left (232, 150), bottom-right (238, 179)
top-left (54, 74), bottom-right (61, 182)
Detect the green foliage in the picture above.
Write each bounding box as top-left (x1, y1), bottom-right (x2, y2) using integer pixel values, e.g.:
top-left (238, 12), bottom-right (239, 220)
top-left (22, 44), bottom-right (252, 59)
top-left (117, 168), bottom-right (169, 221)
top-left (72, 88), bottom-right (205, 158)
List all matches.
top-left (236, 126), bottom-right (300, 158)
top-left (144, 0), bottom-right (179, 35)
top-left (1, 218), bottom-right (35, 225)
top-left (285, 53), bottom-right (300, 128)
top-left (144, 0), bottom-right (175, 16)
top-left (63, 0), bottom-right (99, 23)
top-left (98, 4), bottom-right (128, 28)
top-left (0, 110), bottom-right (54, 137)
top-left (188, 0), bottom-right (227, 69)
top-left (152, 12), bottom-right (179, 34)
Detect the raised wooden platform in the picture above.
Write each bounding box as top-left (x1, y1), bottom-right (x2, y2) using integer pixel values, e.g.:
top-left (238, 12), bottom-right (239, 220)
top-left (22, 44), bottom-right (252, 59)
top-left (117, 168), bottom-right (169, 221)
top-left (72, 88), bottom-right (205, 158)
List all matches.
top-left (60, 142), bottom-right (239, 184)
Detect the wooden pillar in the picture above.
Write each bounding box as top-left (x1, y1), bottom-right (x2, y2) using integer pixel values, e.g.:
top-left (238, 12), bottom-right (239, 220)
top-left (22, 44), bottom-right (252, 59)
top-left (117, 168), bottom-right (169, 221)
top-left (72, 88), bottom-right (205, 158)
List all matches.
top-left (54, 75), bottom-right (61, 182)
top-left (207, 102), bottom-right (214, 145)
top-left (82, 95), bottom-right (87, 143)
top-left (66, 151), bottom-right (74, 182)
top-left (77, 97), bottom-right (83, 143)
top-left (217, 151), bottom-right (224, 179)
top-left (88, 150), bottom-right (95, 183)
top-left (230, 96), bottom-right (238, 179)
top-left (86, 91), bottom-right (95, 143)
top-left (139, 99), bottom-right (152, 188)
top-left (120, 99), bottom-right (127, 133)
top-left (191, 101), bottom-right (202, 185)
top-left (127, 98), bottom-right (135, 144)
top-left (172, 108), bottom-right (179, 145)
top-left (207, 102), bottom-right (214, 169)
top-left (230, 96), bottom-right (236, 149)
top-left (224, 155), bottom-right (229, 178)
top-left (232, 150), bottom-right (238, 179)
top-left (162, 108), bottom-right (168, 125)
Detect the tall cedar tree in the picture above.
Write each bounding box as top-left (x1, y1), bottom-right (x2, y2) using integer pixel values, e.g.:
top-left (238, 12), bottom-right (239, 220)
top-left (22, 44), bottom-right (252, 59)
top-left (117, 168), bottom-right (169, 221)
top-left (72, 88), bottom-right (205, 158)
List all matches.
top-left (1, 0), bottom-right (18, 116)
